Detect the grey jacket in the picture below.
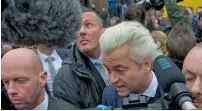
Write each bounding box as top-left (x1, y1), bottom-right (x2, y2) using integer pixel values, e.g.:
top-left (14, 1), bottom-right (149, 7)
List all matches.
top-left (56, 48), bottom-right (70, 60)
top-left (53, 44), bottom-right (106, 109)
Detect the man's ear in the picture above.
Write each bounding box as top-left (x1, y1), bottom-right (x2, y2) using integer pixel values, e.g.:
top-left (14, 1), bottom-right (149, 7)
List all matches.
top-left (39, 71), bottom-right (47, 88)
top-left (143, 58), bottom-right (152, 74)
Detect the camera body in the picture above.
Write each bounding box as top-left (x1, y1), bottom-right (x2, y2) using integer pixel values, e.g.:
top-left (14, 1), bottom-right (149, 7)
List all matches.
top-left (114, 95), bottom-right (164, 110)
top-left (135, 0), bottom-right (184, 10)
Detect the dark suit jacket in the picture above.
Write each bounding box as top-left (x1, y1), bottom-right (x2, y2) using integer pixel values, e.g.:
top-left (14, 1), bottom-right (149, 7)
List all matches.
top-left (48, 96), bottom-right (79, 110)
top-left (102, 85), bottom-right (164, 108)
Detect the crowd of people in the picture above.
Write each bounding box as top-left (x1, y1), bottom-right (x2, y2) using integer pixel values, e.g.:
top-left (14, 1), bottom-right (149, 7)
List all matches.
top-left (1, 0), bottom-right (202, 110)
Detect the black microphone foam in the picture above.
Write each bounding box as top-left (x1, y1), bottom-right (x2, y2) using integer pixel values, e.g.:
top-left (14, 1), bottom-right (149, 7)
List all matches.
top-left (153, 55), bottom-right (186, 93)
top-left (1, 0), bottom-right (82, 47)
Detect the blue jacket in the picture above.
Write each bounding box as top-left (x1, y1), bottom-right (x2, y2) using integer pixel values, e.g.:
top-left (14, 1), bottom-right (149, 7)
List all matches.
top-left (102, 85), bottom-right (164, 108)
top-left (109, 0), bottom-right (117, 9)
top-left (192, 22), bottom-right (202, 43)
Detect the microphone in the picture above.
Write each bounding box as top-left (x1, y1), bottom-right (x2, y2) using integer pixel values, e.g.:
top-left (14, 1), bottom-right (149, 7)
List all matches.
top-left (85, 105), bottom-right (112, 110)
top-left (153, 55), bottom-right (196, 110)
top-left (1, 0), bottom-right (82, 47)
top-left (135, 0), bottom-right (184, 10)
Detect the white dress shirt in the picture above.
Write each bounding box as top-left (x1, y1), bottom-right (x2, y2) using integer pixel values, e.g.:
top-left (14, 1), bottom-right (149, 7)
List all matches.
top-left (33, 92), bottom-right (49, 110)
top-left (143, 71), bottom-right (158, 97)
top-left (37, 49), bottom-right (62, 96)
top-left (130, 71), bottom-right (158, 98)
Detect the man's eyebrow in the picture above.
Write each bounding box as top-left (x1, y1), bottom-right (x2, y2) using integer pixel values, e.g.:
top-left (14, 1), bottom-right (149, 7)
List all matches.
top-left (103, 64), bottom-right (127, 69)
top-left (185, 69), bottom-right (195, 76)
top-left (113, 64), bottom-right (127, 69)
top-left (84, 19), bottom-right (94, 21)
top-left (2, 76), bottom-right (27, 81)
top-left (15, 77), bottom-right (28, 79)
top-left (83, 16), bottom-right (97, 21)
top-left (83, 19), bottom-right (97, 24)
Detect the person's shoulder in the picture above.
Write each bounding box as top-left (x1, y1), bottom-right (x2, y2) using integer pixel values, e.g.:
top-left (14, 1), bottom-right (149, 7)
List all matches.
top-left (48, 96), bottom-right (79, 110)
top-left (54, 56), bottom-right (74, 82)
top-left (55, 48), bottom-right (70, 60)
top-left (103, 85), bottom-right (117, 96)
top-left (56, 43), bottom-right (76, 60)
top-left (102, 85), bottom-right (123, 108)
top-left (56, 47), bottom-right (70, 55)
top-left (54, 57), bottom-right (74, 82)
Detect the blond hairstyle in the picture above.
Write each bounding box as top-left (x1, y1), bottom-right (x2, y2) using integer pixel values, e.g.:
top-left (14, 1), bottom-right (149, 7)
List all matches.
top-left (99, 21), bottom-right (161, 65)
top-left (151, 31), bottom-right (167, 54)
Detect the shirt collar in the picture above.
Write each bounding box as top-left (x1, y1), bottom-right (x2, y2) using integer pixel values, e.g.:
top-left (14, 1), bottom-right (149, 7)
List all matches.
top-left (33, 92), bottom-right (48, 110)
top-left (88, 56), bottom-right (102, 64)
top-left (37, 49), bottom-right (58, 61)
top-left (142, 71), bottom-right (158, 97)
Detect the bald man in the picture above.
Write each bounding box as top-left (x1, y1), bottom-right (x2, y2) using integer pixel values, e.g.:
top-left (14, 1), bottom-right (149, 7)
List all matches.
top-left (182, 43), bottom-right (202, 109)
top-left (1, 48), bottom-right (78, 110)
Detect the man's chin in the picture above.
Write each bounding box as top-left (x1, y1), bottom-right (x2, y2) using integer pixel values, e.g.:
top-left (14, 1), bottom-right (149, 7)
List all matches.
top-left (14, 104), bottom-right (26, 110)
top-left (194, 103), bottom-right (202, 109)
top-left (117, 91), bottom-right (130, 97)
top-left (79, 46), bottom-right (93, 53)
top-left (196, 105), bottom-right (202, 110)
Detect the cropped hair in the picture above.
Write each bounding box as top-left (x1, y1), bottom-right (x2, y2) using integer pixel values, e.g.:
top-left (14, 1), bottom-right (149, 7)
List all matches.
top-left (111, 16), bottom-right (121, 24)
top-left (167, 24), bottom-right (197, 61)
top-left (124, 4), bottom-right (146, 25)
top-left (178, 5), bottom-right (192, 25)
top-left (81, 7), bottom-right (103, 28)
top-left (99, 21), bottom-right (161, 65)
top-left (1, 0), bottom-right (82, 47)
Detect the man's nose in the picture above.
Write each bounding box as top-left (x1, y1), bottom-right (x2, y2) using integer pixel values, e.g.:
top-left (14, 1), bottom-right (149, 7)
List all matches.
top-left (109, 71), bottom-right (119, 84)
top-left (191, 79), bottom-right (202, 96)
top-left (79, 25), bottom-right (86, 36)
top-left (7, 82), bottom-right (18, 96)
